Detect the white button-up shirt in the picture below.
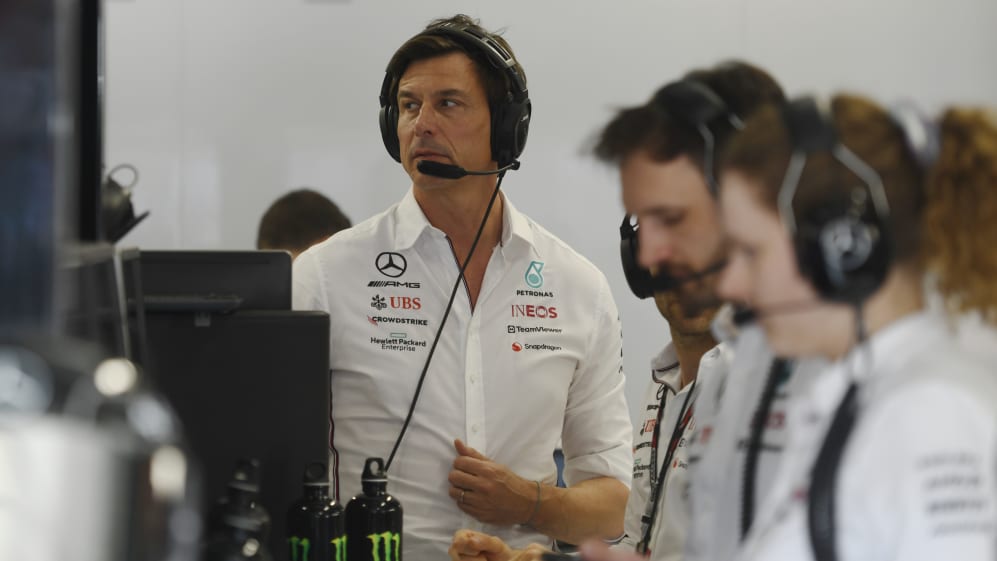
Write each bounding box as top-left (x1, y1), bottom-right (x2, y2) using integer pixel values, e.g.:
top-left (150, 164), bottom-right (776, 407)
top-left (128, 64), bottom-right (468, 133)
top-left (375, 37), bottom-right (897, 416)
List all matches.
top-left (684, 325), bottom-right (823, 561)
top-left (736, 311), bottom-right (997, 561)
top-left (293, 189), bottom-right (632, 560)
top-left (616, 342), bottom-right (730, 561)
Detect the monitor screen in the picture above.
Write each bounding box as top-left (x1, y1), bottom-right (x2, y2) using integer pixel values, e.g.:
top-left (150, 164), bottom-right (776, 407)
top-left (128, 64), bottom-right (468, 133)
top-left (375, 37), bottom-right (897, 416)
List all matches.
top-left (134, 250), bottom-right (292, 313)
top-left (143, 310), bottom-right (331, 558)
top-left (128, 249), bottom-right (329, 557)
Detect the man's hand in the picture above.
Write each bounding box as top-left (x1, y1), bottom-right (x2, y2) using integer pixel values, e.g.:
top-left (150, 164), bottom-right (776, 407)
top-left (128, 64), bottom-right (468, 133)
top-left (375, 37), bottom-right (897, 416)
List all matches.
top-left (448, 439), bottom-right (537, 525)
top-left (448, 530), bottom-right (552, 561)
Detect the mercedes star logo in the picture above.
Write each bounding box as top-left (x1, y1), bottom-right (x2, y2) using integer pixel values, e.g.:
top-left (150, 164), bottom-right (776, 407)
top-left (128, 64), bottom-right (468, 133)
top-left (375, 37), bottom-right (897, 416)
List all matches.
top-left (375, 252), bottom-right (407, 278)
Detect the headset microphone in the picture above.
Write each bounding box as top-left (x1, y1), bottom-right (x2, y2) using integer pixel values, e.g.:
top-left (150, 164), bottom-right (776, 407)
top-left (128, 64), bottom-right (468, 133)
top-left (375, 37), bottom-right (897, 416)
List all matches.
top-left (732, 307), bottom-right (759, 327)
top-left (417, 159), bottom-right (521, 179)
top-left (731, 300), bottom-right (820, 327)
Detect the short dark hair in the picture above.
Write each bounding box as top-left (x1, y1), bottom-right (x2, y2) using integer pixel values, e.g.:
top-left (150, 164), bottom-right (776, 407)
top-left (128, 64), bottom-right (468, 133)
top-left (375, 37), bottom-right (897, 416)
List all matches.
top-left (593, 60), bottom-right (785, 169)
top-left (256, 189), bottom-right (351, 254)
top-left (383, 14), bottom-right (526, 118)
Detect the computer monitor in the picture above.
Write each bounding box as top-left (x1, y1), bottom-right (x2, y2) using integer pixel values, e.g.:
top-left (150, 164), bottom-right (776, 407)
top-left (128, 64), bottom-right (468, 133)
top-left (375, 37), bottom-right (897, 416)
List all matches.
top-left (129, 250), bottom-right (330, 557)
top-left (135, 250), bottom-right (292, 313)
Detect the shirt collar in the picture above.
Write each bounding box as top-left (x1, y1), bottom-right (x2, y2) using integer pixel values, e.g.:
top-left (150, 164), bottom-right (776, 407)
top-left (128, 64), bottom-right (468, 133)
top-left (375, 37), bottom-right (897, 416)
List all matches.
top-left (393, 189), bottom-right (435, 250)
top-left (650, 343), bottom-right (681, 392)
top-left (839, 309), bottom-right (948, 383)
top-left (392, 187), bottom-right (537, 253)
top-left (500, 194), bottom-right (536, 251)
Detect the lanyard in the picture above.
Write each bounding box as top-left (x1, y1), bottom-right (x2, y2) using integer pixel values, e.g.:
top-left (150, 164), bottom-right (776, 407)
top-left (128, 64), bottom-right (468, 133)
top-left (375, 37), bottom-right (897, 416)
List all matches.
top-left (740, 358), bottom-right (792, 539)
top-left (638, 378), bottom-right (696, 555)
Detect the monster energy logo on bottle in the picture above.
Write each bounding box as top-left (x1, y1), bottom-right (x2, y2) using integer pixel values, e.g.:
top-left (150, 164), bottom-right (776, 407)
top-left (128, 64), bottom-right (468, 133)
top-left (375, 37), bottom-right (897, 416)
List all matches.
top-left (288, 537), bottom-right (311, 561)
top-left (288, 535), bottom-right (348, 561)
top-left (368, 531), bottom-right (401, 561)
top-left (331, 535), bottom-right (347, 561)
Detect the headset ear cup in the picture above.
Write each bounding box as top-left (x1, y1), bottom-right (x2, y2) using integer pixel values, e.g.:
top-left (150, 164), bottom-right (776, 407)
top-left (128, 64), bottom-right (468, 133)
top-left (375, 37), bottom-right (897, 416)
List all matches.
top-left (379, 104), bottom-right (401, 163)
top-left (796, 211), bottom-right (892, 304)
top-left (619, 225), bottom-right (655, 300)
top-left (490, 98), bottom-right (531, 166)
top-left (489, 103), bottom-right (509, 165)
top-left (510, 99), bottom-right (531, 162)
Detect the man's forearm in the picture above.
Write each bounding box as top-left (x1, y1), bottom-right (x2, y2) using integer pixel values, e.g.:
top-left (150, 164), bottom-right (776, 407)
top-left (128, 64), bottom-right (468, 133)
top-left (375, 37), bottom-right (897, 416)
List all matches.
top-left (528, 476), bottom-right (628, 545)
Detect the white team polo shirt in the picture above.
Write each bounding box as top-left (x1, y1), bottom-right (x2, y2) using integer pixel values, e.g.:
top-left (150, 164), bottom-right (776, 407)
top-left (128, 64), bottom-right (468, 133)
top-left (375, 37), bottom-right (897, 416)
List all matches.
top-left (616, 342), bottom-right (730, 561)
top-left (293, 189), bottom-right (632, 559)
top-left (736, 311), bottom-right (997, 561)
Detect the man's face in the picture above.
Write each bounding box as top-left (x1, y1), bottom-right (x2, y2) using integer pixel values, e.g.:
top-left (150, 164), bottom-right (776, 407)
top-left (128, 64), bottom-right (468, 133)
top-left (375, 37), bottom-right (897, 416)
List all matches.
top-left (620, 150), bottom-right (726, 334)
top-left (395, 52), bottom-right (494, 190)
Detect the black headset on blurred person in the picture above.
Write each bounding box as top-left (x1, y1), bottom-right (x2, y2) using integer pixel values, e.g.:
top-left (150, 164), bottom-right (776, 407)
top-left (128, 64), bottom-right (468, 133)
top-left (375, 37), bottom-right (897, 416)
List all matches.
top-left (773, 97), bottom-right (914, 561)
top-left (619, 79), bottom-right (745, 299)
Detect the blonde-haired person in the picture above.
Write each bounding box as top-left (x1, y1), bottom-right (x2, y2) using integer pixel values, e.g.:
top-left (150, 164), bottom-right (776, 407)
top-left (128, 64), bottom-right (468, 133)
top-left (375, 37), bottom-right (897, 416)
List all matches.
top-left (716, 94), bottom-right (997, 561)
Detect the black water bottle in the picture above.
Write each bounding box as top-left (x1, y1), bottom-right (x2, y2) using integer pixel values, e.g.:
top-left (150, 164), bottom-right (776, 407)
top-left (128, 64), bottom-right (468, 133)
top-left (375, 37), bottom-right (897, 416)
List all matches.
top-left (208, 459), bottom-right (271, 542)
top-left (202, 513), bottom-right (274, 561)
top-left (286, 461), bottom-right (346, 561)
top-left (203, 459), bottom-right (273, 561)
top-left (345, 457), bottom-right (403, 561)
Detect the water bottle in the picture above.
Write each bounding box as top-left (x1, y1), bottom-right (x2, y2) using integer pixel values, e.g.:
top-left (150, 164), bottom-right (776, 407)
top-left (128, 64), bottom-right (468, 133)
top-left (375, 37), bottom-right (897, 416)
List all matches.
top-left (344, 457), bottom-right (403, 561)
top-left (203, 459), bottom-right (273, 561)
top-left (286, 461), bottom-right (345, 561)
top-left (202, 514), bottom-right (273, 561)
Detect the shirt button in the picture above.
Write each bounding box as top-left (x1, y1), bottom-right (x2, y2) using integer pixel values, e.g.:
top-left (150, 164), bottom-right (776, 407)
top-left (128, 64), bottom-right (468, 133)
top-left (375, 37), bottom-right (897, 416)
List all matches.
top-left (469, 373), bottom-right (478, 384)
top-left (472, 424), bottom-right (480, 433)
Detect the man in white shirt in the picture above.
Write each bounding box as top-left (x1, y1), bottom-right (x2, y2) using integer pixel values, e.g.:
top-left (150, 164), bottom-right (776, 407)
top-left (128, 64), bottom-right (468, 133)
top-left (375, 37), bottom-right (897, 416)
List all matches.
top-left (293, 15), bottom-right (632, 559)
top-left (448, 62), bottom-right (787, 561)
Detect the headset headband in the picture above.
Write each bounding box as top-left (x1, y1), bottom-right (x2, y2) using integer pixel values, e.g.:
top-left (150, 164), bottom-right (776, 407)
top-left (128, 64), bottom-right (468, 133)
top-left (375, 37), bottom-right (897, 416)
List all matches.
top-left (778, 98), bottom-right (891, 235)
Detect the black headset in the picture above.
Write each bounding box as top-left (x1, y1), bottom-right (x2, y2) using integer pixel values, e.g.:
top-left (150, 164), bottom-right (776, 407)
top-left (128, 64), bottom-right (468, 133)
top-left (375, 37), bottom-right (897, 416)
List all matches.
top-left (788, 98), bottom-right (926, 561)
top-left (777, 97), bottom-right (894, 305)
top-left (620, 79), bottom-right (744, 299)
top-left (378, 22), bottom-right (531, 168)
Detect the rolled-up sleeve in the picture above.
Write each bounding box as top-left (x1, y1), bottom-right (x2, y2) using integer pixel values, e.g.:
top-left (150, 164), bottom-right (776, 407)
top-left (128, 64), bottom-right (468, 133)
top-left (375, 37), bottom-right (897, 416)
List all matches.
top-left (560, 277), bottom-right (633, 488)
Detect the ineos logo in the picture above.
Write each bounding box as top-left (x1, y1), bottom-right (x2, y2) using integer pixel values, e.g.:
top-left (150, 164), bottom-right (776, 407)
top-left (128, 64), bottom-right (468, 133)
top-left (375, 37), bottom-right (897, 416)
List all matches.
top-left (376, 252), bottom-right (407, 278)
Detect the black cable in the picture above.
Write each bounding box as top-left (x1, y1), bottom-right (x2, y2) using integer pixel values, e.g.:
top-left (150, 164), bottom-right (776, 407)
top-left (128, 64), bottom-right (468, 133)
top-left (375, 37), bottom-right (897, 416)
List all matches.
top-left (740, 357), bottom-right (791, 539)
top-left (385, 172), bottom-right (507, 472)
top-left (807, 382), bottom-right (858, 561)
top-left (807, 303), bottom-right (868, 561)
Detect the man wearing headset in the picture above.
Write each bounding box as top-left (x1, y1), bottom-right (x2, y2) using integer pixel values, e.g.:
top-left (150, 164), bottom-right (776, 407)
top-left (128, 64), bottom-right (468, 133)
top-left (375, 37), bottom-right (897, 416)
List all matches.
top-left (448, 61), bottom-right (787, 561)
top-left (293, 15), bottom-right (632, 559)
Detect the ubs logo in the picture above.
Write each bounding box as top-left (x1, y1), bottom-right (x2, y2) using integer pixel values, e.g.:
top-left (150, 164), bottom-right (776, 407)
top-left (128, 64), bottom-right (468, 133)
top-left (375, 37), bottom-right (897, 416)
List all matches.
top-left (376, 252), bottom-right (407, 278)
top-left (372, 294), bottom-right (421, 310)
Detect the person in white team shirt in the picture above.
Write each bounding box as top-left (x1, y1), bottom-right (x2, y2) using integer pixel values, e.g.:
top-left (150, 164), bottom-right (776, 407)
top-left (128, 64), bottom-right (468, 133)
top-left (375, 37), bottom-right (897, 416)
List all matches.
top-left (448, 61), bottom-right (786, 561)
top-left (293, 14), bottom-right (631, 559)
top-left (716, 95), bottom-right (997, 561)
top-left (590, 62), bottom-right (783, 561)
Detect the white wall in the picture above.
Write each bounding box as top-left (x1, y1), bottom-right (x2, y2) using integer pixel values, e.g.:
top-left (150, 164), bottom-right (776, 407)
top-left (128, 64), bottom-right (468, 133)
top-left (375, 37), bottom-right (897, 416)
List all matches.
top-left (104, 0), bottom-right (997, 423)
